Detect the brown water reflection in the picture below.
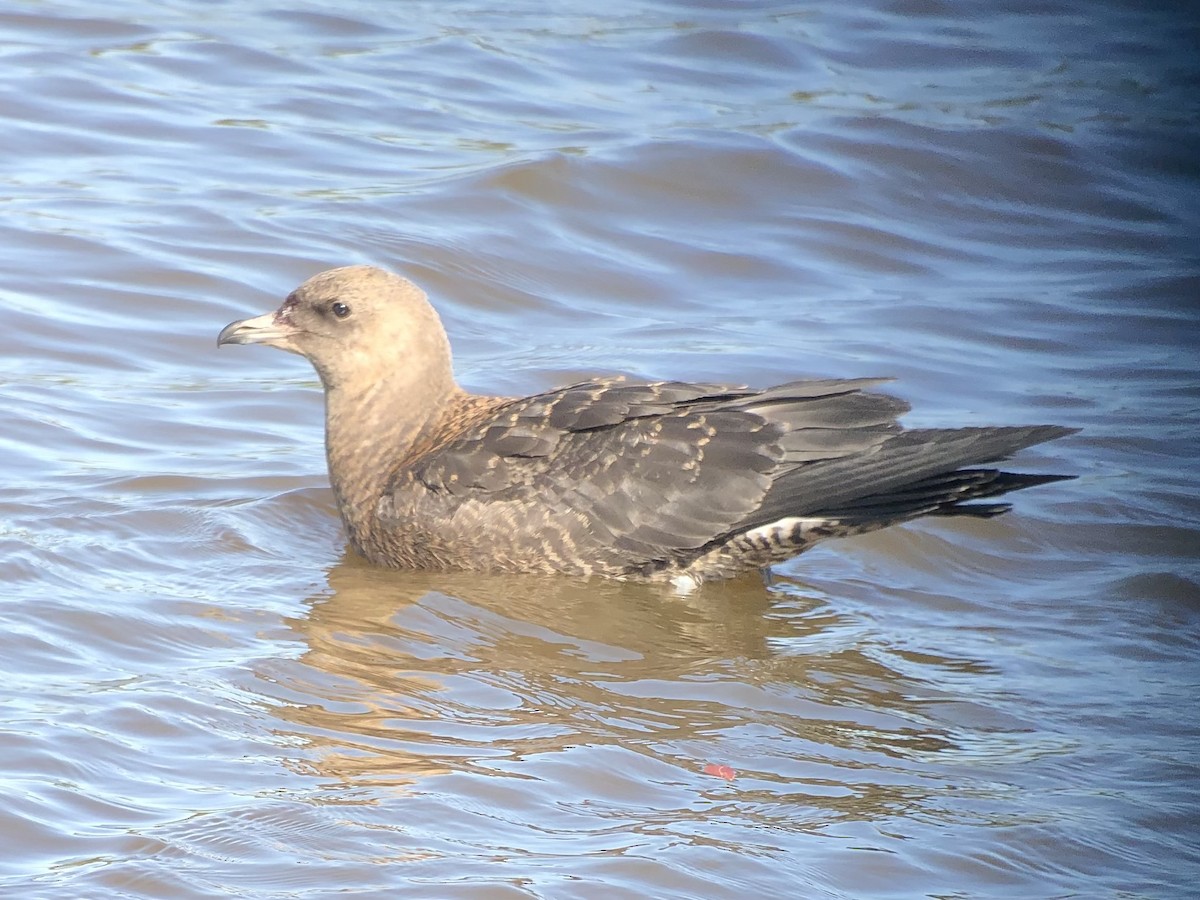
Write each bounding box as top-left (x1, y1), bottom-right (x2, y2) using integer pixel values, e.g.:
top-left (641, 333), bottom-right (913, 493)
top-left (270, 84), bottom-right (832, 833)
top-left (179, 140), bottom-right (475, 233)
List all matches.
top-left (270, 561), bottom-right (964, 817)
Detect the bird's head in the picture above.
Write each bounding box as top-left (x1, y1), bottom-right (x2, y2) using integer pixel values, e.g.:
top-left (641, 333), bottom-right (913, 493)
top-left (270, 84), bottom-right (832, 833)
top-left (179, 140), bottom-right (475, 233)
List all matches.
top-left (218, 265), bottom-right (454, 393)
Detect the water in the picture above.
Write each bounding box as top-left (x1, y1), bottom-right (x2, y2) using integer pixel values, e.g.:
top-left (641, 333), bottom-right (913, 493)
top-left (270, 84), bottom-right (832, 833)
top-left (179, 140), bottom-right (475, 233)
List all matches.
top-left (2, 1), bottom-right (1198, 897)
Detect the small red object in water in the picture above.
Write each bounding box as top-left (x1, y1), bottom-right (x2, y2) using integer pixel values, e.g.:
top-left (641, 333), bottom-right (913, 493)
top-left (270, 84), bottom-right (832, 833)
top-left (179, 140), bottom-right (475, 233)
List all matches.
top-left (702, 764), bottom-right (736, 780)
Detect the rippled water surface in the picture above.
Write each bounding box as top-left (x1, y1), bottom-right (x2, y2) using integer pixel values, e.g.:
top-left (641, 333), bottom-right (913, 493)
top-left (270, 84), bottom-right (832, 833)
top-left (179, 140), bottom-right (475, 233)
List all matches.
top-left (2, 1), bottom-right (1198, 897)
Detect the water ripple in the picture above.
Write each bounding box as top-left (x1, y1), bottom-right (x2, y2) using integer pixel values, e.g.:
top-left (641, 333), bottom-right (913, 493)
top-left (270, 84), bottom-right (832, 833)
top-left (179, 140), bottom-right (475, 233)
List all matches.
top-left (1, 0), bottom-right (1198, 896)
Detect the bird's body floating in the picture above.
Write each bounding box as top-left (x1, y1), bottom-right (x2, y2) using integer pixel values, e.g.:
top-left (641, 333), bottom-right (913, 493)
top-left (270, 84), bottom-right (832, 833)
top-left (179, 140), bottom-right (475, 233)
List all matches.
top-left (219, 265), bottom-right (1074, 585)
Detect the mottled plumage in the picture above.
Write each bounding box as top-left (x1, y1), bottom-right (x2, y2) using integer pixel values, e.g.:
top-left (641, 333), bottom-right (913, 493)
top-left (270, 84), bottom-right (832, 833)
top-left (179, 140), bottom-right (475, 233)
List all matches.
top-left (218, 265), bottom-right (1075, 584)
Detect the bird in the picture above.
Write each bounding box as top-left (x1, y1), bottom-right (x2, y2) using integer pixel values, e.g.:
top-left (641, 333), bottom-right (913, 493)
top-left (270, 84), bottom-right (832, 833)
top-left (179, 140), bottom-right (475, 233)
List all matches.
top-left (218, 265), bottom-right (1075, 587)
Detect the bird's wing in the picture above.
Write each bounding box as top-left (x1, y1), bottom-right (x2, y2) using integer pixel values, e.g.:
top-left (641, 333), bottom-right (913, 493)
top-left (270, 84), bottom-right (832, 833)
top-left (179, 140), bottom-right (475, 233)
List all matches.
top-left (742, 424), bottom-right (1078, 530)
top-left (399, 376), bottom-right (909, 563)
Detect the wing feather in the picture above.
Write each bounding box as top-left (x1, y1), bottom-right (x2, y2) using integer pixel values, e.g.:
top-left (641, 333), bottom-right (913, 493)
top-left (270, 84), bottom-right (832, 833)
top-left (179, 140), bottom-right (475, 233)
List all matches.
top-left (390, 375), bottom-right (1065, 573)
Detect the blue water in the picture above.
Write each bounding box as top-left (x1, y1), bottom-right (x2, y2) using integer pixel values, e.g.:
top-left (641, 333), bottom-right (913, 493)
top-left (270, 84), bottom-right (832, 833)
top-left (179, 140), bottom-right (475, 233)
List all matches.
top-left (1, 1), bottom-right (1197, 897)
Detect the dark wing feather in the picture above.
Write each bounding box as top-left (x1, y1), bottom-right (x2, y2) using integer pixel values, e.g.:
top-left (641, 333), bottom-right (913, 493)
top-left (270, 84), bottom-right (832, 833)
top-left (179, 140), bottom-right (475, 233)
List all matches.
top-left (401, 377), bottom-right (909, 567)
top-left (739, 424), bottom-right (1077, 532)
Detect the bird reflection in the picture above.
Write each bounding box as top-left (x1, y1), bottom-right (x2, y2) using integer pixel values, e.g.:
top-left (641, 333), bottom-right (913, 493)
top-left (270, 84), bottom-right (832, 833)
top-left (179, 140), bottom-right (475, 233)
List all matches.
top-left (260, 550), bottom-right (982, 829)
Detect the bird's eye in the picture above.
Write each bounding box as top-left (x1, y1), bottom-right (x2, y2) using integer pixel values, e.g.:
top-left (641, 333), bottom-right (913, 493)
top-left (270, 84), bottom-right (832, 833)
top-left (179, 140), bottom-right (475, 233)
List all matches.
top-left (330, 301), bottom-right (351, 319)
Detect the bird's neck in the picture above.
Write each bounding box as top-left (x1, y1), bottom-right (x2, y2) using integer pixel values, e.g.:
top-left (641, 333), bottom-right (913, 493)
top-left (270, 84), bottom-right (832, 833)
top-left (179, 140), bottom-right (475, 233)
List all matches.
top-left (323, 365), bottom-right (464, 555)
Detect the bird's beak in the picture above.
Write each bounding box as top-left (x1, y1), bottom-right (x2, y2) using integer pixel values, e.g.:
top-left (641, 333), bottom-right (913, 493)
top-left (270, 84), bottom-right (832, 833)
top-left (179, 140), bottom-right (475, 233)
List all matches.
top-left (218, 311), bottom-right (296, 350)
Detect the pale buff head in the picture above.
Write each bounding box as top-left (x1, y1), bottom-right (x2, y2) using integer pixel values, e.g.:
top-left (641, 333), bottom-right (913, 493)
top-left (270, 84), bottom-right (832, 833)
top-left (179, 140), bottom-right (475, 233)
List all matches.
top-left (219, 265), bottom-right (455, 393)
